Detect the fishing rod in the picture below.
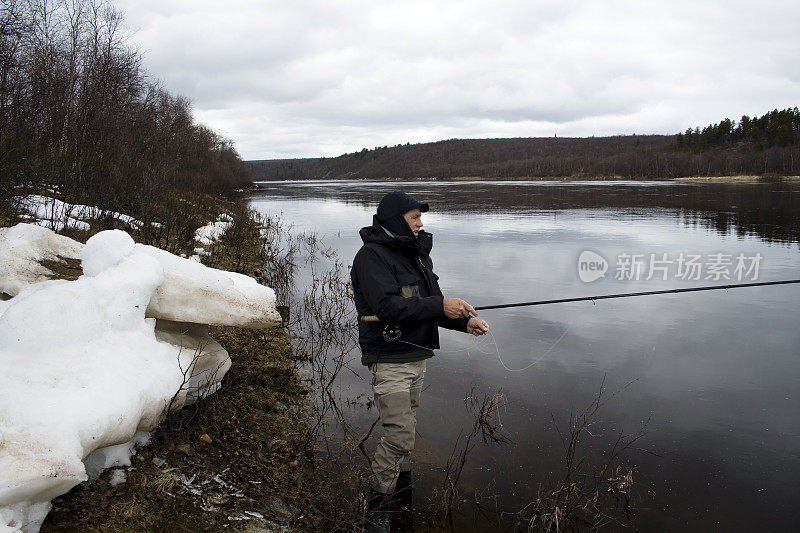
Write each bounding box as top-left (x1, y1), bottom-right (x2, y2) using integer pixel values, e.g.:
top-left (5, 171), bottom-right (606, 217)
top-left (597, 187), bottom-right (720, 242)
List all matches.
top-left (359, 278), bottom-right (800, 323)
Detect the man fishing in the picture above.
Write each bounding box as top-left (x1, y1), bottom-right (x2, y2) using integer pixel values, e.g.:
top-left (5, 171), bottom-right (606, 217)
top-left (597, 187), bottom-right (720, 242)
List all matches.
top-left (351, 191), bottom-right (490, 532)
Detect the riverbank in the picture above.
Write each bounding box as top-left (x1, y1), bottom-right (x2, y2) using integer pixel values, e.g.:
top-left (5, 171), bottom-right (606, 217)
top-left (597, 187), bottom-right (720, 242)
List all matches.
top-left (41, 326), bottom-right (317, 532)
top-left (1, 194), bottom-right (360, 532)
top-left (252, 174), bottom-right (800, 185)
top-left (673, 175), bottom-right (800, 182)
top-left (450, 174), bottom-right (800, 182)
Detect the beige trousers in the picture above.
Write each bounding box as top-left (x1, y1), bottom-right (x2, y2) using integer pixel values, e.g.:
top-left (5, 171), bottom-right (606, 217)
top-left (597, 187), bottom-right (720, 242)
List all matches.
top-left (369, 360), bottom-right (426, 494)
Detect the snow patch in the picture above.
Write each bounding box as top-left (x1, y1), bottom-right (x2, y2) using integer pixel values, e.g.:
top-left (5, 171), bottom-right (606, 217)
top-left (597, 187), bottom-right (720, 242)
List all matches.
top-left (108, 469), bottom-right (127, 488)
top-left (83, 431), bottom-right (151, 480)
top-left (0, 224), bottom-right (83, 297)
top-left (143, 243), bottom-right (281, 328)
top-left (1, 225), bottom-right (282, 328)
top-left (15, 195), bottom-right (149, 232)
top-left (194, 215), bottom-right (233, 246)
top-left (0, 251), bottom-right (176, 530)
top-left (0, 224), bottom-right (279, 532)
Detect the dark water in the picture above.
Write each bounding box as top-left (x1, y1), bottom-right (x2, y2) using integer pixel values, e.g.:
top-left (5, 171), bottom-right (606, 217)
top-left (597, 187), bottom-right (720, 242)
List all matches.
top-left (250, 180), bottom-right (800, 532)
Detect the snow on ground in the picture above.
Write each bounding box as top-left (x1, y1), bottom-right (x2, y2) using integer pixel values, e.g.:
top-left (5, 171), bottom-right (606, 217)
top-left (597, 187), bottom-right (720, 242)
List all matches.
top-left (143, 242), bottom-right (281, 328)
top-left (194, 213), bottom-right (233, 246)
top-left (0, 224), bottom-right (83, 297)
top-left (14, 195), bottom-right (147, 232)
top-left (0, 225), bottom-right (278, 532)
top-left (0, 225), bottom-right (282, 329)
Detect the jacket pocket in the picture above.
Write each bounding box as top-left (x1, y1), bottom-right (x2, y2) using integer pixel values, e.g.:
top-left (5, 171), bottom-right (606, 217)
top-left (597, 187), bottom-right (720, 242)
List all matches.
top-left (397, 272), bottom-right (421, 298)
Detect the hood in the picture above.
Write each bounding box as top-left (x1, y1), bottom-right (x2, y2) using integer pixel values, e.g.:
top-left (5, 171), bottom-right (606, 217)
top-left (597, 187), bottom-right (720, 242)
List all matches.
top-left (359, 214), bottom-right (433, 257)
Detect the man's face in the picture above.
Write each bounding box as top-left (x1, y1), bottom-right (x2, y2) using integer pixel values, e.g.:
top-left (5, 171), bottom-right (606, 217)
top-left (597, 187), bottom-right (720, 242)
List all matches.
top-left (403, 208), bottom-right (423, 236)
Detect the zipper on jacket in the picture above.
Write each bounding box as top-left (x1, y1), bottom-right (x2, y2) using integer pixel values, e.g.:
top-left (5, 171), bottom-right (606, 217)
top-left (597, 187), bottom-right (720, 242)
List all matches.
top-left (417, 256), bottom-right (432, 289)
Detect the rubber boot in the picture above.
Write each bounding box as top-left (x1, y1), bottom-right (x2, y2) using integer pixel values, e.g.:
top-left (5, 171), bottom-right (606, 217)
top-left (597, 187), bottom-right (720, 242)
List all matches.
top-left (364, 489), bottom-right (392, 533)
top-left (391, 470), bottom-right (414, 532)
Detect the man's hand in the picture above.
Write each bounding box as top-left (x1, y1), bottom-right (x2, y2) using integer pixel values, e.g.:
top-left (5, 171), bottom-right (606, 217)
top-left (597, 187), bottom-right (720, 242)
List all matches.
top-left (467, 317), bottom-right (490, 336)
top-left (443, 298), bottom-right (476, 319)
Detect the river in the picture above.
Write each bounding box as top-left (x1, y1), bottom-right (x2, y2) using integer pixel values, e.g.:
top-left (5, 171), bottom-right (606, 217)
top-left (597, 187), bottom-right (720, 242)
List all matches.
top-left (250, 180), bottom-right (800, 532)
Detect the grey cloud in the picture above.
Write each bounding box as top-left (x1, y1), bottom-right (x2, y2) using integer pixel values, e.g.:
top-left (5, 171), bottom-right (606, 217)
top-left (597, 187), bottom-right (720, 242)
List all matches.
top-left (114, 0), bottom-right (800, 159)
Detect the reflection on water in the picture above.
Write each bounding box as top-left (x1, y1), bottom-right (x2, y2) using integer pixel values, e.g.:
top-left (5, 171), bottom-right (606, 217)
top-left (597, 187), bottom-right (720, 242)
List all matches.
top-left (250, 181), bottom-right (800, 532)
top-left (252, 179), bottom-right (800, 245)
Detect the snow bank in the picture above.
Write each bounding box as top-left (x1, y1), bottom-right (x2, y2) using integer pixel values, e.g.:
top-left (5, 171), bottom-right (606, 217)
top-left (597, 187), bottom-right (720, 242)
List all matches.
top-left (152, 319), bottom-right (232, 404)
top-left (0, 224), bottom-right (83, 297)
top-left (0, 226), bottom-right (278, 532)
top-left (143, 242), bottom-right (281, 328)
top-left (0, 248), bottom-right (182, 531)
top-left (0, 225), bottom-right (282, 328)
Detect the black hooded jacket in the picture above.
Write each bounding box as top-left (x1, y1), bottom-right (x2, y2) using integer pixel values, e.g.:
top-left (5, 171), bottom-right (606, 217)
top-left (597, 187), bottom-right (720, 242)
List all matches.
top-left (351, 214), bottom-right (470, 365)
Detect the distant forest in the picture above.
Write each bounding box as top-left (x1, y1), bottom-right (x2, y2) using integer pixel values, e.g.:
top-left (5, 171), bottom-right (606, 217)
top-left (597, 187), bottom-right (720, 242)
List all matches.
top-left (248, 108), bottom-right (800, 181)
top-left (676, 108), bottom-right (800, 151)
top-left (0, 0), bottom-right (252, 216)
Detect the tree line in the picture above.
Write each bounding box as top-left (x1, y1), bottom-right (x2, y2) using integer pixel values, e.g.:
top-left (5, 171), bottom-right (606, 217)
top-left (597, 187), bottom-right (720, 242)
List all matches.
top-left (0, 0), bottom-right (252, 218)
top-left (249, 112), bottom-right (800, 181)
top-left (676, 107), bottom-right (800, 152)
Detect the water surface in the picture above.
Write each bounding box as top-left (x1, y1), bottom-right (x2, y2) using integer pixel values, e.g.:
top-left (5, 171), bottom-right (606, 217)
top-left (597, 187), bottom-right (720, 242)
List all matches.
top-left (250, 180), bottom-right (800, 531)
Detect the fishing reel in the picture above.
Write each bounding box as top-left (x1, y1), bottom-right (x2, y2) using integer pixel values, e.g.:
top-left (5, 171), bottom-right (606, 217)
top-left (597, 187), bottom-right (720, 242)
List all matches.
top-left (360, 315), bottom-right (402, 342)
top-left (382, 324), bottom-right (402, 342)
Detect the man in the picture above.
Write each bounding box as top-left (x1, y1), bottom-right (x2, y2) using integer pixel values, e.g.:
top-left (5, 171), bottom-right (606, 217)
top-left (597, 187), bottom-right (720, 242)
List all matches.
top-left (351, 191), bottom-right (490, 532)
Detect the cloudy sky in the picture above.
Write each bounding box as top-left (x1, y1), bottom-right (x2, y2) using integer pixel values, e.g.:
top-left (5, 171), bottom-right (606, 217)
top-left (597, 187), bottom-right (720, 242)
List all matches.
top-left (115, 0), bottom-right (799, 160)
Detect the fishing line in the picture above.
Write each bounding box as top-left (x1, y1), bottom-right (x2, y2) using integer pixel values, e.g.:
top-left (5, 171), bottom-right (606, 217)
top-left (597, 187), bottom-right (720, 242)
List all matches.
top-left (395, 324), bottom-right (570, 372)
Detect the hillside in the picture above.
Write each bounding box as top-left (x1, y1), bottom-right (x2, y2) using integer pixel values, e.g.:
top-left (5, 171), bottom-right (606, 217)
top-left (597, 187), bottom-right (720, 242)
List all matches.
top-left (248, 136), bottom-right (674, 181)
top-left (248, 109), bottom-right (800, 181)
